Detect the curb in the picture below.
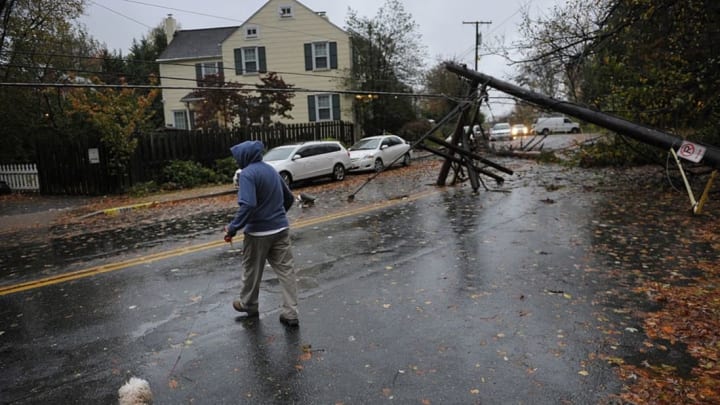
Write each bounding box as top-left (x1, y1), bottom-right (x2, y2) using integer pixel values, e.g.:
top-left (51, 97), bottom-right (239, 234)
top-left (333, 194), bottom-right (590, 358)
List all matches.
top-left (79, 189), bottom-right (236, 219)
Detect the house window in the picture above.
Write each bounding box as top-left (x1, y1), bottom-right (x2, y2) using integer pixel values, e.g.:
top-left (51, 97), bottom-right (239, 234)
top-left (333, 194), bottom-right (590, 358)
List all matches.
top-left (304, 42), bottom-right (338, 71)
top-left (195, 61), bottom-right (223, 86)
top-left (200, 62), bottom-right (218, 78)
top-left (313, 42), bottom-right (328, 70)
top-left (316, 94), bottom-right (331, 120)
top-left (279, 5), bottom-right (293, 18)
top-left (307, 94), bottom-right (341, 122)
top-left (243, 48), bottom-right (257, 73)
top-left (173, 110), bottom-right (189, 130)
top-left (234, 47), bottom-right (266, 75)
top-left (245, 25), bottom-right (259, 39)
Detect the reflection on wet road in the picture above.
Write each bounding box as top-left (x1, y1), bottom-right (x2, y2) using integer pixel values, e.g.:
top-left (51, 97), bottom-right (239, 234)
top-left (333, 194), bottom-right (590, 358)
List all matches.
top-left (1, 168), bottom-right (630, 404)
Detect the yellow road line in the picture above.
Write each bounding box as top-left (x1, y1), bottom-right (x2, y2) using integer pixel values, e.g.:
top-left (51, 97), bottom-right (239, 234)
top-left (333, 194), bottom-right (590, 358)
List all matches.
top-left (0, 189), bottom-right (439, 296)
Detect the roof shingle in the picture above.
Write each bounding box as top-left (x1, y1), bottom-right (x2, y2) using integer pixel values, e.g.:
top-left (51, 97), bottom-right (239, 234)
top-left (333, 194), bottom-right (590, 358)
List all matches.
top-left (157, 26), bottom-right (238, 61)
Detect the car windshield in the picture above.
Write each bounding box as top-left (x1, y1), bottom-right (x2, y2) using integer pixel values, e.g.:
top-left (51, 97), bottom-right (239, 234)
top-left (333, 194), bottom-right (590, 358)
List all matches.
top-left (349, 138), bottom-right (381, 151)
top-left (493, 124), bottom-right (510, 130)
top-left (264, 146), bottom-right (296, 161)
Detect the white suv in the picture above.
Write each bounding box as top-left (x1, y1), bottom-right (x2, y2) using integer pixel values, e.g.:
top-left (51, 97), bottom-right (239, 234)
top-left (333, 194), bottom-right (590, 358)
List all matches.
top-left (260, 141), bottom-right (351, 186)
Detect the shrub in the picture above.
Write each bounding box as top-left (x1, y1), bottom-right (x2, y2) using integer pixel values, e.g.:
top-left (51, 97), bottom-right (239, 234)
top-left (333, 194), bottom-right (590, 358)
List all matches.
top-left (399, 119), bottom-right (432, 143)
top-left (214, 156), bottom-right (238, 182)
top-left (162, 160), bottom-right (218, 189)
top-left (127, 181), bottom-right (159, 197)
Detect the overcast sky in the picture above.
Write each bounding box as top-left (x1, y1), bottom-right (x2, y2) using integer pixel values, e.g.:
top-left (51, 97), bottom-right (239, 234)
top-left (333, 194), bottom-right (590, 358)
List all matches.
top-left (80, 0), bottom-right (563, 116)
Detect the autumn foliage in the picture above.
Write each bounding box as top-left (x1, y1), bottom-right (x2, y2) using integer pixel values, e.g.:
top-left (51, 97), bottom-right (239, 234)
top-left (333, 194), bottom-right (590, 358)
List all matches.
top-left (65, 77), bottom-right (160, 175)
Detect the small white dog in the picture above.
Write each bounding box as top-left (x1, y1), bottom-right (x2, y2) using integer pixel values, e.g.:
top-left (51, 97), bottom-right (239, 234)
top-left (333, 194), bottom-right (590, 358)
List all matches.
top-left (118, 377), bottom-right (153, 405)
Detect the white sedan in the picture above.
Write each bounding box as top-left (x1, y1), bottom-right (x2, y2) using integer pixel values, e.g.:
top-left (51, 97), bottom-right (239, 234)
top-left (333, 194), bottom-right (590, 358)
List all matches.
top-left (348, 135), bottom-right (412, 172)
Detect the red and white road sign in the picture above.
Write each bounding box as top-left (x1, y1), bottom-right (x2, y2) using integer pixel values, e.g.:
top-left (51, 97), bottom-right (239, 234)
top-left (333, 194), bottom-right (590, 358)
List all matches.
top-left (677, 141), bottom-right (706, 163)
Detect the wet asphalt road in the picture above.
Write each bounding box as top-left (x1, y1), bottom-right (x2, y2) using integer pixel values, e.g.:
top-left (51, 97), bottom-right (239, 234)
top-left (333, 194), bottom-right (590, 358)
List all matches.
top-left (0, 156), bottom-right (641, 404)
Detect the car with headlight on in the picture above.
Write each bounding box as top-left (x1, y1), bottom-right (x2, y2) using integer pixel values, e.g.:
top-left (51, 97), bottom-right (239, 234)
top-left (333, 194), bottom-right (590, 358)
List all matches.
top-left (511, 124), bottom-right (529, 139)
top-left (348, 135), bottom-right (412, 172)
top-left (234, 141), bottom-right (351, 187)
top-left (489, 122), bottom-right (511, 141)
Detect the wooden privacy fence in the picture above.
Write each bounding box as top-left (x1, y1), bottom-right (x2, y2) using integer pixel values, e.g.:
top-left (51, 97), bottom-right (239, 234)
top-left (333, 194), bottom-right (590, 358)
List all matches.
top-left (0, 163), bottom-right (40, 191)
top-left (130, 121), bottom-right (355, 185)
top-left (35, 121), bottom-right (355, 195)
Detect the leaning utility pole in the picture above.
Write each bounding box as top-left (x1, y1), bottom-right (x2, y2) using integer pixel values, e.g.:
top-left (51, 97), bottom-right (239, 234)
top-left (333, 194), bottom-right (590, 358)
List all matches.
top-left (462, 21), bottom-right (492, 70)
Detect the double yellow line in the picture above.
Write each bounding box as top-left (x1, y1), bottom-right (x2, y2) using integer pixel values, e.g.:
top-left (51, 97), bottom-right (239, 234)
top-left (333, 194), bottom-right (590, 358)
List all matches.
top-left (0, 189), bottom-right (438, 296)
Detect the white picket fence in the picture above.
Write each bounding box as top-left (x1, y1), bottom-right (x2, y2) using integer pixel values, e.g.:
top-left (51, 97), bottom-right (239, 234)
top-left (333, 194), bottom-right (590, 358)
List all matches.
top-left (0, 163), bottom-right (40, 191)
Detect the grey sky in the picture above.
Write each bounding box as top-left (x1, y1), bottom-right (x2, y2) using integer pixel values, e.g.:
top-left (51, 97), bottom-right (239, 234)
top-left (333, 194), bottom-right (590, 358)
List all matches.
top-left (81, 0), bottom-right (562, 116)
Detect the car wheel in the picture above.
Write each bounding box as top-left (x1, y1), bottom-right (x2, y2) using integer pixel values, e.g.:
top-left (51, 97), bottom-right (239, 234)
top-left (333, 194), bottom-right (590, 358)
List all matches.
top-left (402, 153), bottom-right (411, 166)
top-left (541, 128), bottom-right (549, 135)
top-left (332, 164), bottom-right (345, 181)
top-left (279, 171), bottom-right (292, 185)
top-left (570, 127), bottom-right (580, 134)
top-left (374, 158), bottom-right (384, 172)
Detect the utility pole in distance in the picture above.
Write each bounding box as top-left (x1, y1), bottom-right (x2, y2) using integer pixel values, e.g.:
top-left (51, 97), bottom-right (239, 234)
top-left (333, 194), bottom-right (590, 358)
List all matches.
top-left (463, 21), bottom-right (492, 71)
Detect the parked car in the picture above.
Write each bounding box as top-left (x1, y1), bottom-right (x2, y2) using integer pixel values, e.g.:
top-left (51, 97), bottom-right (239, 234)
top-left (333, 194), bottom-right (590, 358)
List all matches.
top-left (445, 125), bottom-right (481, 143)
top-left (260, 141), bottom-right (351, 186)
top-left (348, 135), bottom-right (412, 172)
top-left (489, 122), bottom-right (512, 141)
top-left (511, 124), bottom-right (529, 138)
top-left (531, 116), bottom-right (581, 134)
top-left (232, 169), bottom-right (242, 188)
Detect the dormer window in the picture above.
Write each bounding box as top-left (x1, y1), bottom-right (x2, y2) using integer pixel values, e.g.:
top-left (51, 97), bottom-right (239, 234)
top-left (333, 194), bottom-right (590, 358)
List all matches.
top-left (245, 25), bottom-right (259, 39)
top-left (279, 5), bottom-right (293, 18)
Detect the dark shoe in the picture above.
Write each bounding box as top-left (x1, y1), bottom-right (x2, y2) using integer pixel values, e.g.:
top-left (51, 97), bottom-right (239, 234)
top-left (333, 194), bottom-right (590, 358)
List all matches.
top-left (232, 300), bottom-right (259, 317)
top-left (279, 314), bottom-right (299, 327)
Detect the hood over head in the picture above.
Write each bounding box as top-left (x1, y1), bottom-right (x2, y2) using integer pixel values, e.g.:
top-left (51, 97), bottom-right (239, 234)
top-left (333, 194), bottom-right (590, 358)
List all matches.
top-left (230, 141), bottom-right (264, 169)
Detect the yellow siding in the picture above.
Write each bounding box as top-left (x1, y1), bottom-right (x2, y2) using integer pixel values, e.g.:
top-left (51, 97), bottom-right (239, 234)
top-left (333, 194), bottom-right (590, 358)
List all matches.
top-left (159, 57), bottom-right (221, 128)
top-left (159, 0), bottom-right (353, 127)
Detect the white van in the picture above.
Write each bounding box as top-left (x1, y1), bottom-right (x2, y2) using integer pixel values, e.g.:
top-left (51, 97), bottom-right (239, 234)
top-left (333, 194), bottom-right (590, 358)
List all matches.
top-left (531, 116), bottom-right (581, 134)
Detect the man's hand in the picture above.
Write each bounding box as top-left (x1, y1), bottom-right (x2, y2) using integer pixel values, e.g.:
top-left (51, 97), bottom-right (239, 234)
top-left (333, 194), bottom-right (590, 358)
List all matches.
top-left (224, 226), bottom-right (235, 243)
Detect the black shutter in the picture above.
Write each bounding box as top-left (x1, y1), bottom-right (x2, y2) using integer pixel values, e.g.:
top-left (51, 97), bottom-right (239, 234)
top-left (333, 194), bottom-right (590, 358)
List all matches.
top-left (234, 48), bottom-right (243, 75)
top-left (217, 62), bottom-right (224, 81)
top-left (258, 47), bottom-right (267, 73)
top-left (331, 94), bottom-right (340, 120)
top-left (307, 95), bottom-right (316, 121)
top-left (304, 43), bottom-right (313, 71)
top-left (195, 63), bottom-right (203, 86)
top-left (329, 42), bottom-right (338, 69)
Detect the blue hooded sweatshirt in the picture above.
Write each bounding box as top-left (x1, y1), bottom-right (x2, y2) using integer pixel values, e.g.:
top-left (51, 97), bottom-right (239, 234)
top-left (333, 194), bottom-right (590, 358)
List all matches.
top-left (226, 141), bottom-right (294, 235)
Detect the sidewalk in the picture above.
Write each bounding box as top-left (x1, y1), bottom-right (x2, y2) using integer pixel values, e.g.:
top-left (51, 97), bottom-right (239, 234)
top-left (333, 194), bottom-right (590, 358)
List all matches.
top-left (0, 184), bottom-right (236, 233)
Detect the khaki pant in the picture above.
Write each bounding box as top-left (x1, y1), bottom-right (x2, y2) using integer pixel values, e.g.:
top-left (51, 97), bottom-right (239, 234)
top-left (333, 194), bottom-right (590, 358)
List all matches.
top-left (240, 230), bottom-right (298, 319)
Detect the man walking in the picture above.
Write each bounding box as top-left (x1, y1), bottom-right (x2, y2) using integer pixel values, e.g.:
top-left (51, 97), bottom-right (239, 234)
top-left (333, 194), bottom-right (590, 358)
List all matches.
top-left (224, 141), bottom-right (298, 327)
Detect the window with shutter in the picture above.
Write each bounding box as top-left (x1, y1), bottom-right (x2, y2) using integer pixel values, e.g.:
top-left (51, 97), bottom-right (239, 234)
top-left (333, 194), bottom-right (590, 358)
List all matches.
top-left (196, 61), bottom-right (221, 86)
top-left (304, 42), bottom-right (338, 71)
top-left (235, 47), bottom-right (265, 75)
top-left (309, 94), bottom-right (341, 122)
